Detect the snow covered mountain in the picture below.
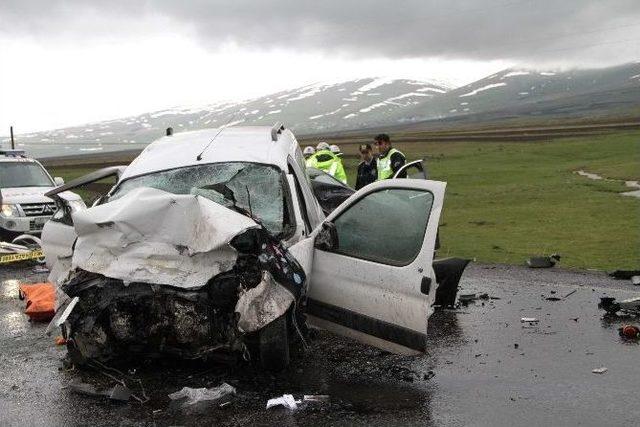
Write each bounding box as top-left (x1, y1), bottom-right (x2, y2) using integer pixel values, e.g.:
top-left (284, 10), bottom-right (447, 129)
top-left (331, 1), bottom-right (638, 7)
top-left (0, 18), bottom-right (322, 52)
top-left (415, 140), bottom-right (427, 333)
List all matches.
top-left (4, 78), bottom-right (450, 158)
top-left (390, 62), bottom-right (640, 126)
top-left (3, 63), bottom-right (639, 158)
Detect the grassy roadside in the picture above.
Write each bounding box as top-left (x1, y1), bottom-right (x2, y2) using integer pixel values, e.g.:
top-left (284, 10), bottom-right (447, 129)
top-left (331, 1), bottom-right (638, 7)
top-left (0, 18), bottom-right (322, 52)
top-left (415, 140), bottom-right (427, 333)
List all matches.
top-left (49, 130), bottom-right (640, 271)
top-left (341, 130), bottom-right (640, 271)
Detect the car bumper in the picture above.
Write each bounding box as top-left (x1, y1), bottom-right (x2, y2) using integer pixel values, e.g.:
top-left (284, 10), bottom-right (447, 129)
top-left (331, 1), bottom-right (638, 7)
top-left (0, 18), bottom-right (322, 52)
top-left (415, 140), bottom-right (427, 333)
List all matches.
top-left (0, 215), bottom-right (50, 235)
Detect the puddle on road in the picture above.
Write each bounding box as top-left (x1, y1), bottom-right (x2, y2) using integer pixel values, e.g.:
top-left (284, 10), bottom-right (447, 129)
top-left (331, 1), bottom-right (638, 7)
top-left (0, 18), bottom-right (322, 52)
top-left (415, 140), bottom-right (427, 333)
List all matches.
top-left (575, 170), bottom-right (640, 198)
top-left (327, 379), bottom-right (430, 414)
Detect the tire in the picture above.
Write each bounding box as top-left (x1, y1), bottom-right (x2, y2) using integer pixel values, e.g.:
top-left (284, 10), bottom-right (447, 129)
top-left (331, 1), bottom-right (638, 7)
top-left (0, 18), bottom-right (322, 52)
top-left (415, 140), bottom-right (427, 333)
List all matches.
top-left (258, 314), bottom-right (290, 371)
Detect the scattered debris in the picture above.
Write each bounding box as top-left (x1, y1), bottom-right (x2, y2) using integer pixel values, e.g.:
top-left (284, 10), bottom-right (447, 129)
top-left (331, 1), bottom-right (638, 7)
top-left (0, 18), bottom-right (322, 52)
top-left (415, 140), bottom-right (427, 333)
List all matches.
top-left (459, 293), bottom-right (476, 303)
top-left (265, 393), bottom-right (330, 410)
top-left (266, 394), bottom-right (298, 410)
top-left (619, 325), bottom-right (640, 339)
top-left (546, 297), bottom-right (562, 301)
top-left (521, 317), bottom-right (539, 324)
top-left (632, 276), bottom-right (640, 286)
top-left (303, 395), bottom-right (330, 403)
top-left (68, 380), bottom-right (132, 402)
top-left (598, 296), bottom-right (640, 315)
top-left (592, 367), bottom-right (608, 374)
top-left (168, 383), bottom-right (236, 409)
top-left (563, 289), bottom-right (577, 299)
top-left (526, 254), bottom-right (561, 268)
top-left (32, 265), bottom-right (50, 274)
top-left (608, 270), bottom-right (640, 280)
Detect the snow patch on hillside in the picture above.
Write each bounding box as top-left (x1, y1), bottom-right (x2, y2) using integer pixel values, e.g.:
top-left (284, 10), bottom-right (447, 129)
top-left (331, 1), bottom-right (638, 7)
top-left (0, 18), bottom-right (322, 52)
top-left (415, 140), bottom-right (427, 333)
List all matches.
top-left (502, 71), bottom-right (530, 78)
top-left (459, 83), bottom-right (507, 97)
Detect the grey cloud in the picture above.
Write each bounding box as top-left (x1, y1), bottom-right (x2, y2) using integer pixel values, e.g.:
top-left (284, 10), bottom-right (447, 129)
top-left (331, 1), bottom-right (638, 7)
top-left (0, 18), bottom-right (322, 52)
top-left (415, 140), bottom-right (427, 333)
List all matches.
top-left (2, 0), bottom-right (639, 64)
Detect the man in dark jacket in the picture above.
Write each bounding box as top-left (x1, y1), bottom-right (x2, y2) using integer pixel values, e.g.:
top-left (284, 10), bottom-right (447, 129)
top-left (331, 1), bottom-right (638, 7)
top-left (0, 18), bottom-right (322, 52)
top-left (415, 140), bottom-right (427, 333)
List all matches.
top-left (355, 144), bottom-right (377, 190)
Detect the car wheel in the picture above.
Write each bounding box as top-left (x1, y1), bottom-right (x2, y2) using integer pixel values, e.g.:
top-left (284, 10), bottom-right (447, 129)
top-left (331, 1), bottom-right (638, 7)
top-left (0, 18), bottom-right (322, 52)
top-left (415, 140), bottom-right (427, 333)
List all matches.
top-left (258, 314), bottom-right (290, 371)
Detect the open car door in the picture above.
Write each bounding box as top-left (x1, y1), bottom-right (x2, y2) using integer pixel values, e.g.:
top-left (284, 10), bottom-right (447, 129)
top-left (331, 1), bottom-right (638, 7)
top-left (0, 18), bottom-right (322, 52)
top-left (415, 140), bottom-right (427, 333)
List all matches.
top-left (394, 159), bottom-right (427, 179)
top-left (303, 178), bottom-right (445, 355)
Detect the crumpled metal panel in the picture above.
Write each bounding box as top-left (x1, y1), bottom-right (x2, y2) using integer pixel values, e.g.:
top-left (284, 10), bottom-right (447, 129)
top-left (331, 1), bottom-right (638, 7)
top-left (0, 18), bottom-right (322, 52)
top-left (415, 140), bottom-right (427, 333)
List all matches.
top-left (235, 271), bottom-right (295, 333)
top-left (71, 187), bottom-right (259, 289)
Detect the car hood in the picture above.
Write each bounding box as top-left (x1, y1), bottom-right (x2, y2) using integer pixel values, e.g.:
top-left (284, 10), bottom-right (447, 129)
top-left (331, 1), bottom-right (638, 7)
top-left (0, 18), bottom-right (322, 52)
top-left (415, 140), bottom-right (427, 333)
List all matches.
top-left (71, 186), bottom-right (260, 289)
top-left (0, 187), bottom-right (55, 204)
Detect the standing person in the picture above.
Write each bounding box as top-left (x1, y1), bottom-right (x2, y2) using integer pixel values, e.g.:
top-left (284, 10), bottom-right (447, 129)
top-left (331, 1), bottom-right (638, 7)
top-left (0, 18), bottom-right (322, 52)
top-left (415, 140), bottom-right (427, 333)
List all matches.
top-left (306, 142), bottom-right (348, 184)
top-left (303, 146), bottom-right (315, 159)
top-left (329, 144), bottom-right (343, 159)
top-left (374, 133), bottom-right (406, 180)
top-left (355, 144), bottom-right (377, 190)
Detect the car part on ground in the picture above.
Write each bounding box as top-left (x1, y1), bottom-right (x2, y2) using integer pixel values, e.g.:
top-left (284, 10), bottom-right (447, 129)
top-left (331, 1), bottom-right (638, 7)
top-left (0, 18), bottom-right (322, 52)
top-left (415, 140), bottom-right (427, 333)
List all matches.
top-left (432, 258), bottom-right (472, 307)
top-left (598, 296), bottom-right (640, 315)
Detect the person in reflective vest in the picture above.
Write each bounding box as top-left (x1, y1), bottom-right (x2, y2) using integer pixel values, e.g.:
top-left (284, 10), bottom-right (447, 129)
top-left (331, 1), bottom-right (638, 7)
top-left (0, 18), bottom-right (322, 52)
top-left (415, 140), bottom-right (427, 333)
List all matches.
top-left (303, 146), bottom-right (315, 159)
top-left (374, 133), bottom-right (406, 180)
top-left (306, 141), bottom-right (348, 184)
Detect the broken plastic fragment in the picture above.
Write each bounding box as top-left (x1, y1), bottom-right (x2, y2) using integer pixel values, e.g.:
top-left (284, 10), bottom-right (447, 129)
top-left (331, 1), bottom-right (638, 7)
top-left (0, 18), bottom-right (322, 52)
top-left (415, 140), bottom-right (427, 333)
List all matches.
top-left (521, 317), bottom-right (539, 323)
top-left (303, 395), bottom-right (330, 403)
top-left (168, 383), bottom-right (236, 408)
top-left (266, 394), bottom-right (298, 410)
top-left (592, 367), bottom-right (608, 374)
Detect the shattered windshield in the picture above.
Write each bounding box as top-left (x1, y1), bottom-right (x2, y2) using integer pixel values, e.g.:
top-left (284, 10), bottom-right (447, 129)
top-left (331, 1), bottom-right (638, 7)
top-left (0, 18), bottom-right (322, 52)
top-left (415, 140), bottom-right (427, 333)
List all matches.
top-left (0, 161), bottom-right (54, 188)
top-left (109, 162), bottom-right (289, 235)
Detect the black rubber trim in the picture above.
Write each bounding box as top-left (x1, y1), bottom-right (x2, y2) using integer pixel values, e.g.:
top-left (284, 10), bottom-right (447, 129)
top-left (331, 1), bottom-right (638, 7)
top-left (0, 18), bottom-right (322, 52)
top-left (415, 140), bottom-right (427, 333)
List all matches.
top-left (306, 298), bottom-right (426, 352)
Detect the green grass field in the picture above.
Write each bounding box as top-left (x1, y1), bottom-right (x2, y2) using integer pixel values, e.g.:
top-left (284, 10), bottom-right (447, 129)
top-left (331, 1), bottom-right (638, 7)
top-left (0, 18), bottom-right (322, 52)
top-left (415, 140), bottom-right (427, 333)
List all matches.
top-left (49, 130), bottom-right (640, 271)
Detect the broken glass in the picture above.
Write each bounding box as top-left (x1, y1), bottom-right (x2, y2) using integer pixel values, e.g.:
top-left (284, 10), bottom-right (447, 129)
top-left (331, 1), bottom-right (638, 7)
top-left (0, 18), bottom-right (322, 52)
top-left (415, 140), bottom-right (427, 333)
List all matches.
top-left (109, 162), bottom-right (288, 235)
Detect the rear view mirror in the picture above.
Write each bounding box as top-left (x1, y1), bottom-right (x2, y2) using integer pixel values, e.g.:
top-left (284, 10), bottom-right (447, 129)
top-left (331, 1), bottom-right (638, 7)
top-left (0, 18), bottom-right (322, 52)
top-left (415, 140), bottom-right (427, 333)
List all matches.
top-left (314, 221), bottom-right (339, 251)
top-left (54, 177), bottom-right (65, 186)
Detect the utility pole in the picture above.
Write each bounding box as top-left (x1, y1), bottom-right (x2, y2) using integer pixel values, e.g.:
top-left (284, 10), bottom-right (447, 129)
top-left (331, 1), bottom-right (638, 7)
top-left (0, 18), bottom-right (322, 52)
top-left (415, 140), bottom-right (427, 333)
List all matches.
top-left (10, 126), bottom-right (15, 149)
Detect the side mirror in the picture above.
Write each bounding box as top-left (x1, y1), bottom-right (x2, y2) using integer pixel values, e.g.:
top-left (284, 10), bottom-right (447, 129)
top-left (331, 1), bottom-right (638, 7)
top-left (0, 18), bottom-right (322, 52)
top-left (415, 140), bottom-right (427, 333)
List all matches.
top-left (54, 177), bottom-right (65, 186)
top-left (314, 221), bottom-right (339, 251)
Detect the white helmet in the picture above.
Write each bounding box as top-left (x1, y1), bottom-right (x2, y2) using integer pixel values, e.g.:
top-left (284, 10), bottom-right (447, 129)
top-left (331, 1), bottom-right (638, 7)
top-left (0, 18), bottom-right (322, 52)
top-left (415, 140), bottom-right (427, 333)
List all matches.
top-left (329, 144), bottom-right (341, 155)
top-left (316, 141), bottom-right (330, 151)
top-left (303, 146), bottom-right (315, 156)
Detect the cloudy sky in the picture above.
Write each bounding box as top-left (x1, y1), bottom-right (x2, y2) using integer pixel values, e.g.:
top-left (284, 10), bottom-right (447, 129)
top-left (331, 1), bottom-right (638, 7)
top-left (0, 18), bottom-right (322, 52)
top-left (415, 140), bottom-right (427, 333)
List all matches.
top-left (1, 0), bottom-right (638, 134)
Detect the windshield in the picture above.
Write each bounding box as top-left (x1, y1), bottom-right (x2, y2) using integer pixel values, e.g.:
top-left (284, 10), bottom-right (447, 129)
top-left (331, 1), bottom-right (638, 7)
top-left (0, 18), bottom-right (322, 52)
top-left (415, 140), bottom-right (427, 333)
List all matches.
top-left (110, 162), bottom-right (290, 236)
top-left (0, 162), bottom-right (54, 188)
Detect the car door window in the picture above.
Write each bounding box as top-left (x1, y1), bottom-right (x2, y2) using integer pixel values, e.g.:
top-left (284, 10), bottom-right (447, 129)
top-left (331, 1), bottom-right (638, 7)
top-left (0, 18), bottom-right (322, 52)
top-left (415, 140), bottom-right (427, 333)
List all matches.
top-left (331, 188), bottom-right (434, 266)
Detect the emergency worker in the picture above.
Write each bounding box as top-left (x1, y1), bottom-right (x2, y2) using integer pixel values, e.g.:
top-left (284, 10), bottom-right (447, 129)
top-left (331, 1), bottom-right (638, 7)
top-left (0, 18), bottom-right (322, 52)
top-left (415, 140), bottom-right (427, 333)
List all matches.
top-left (329, 144), bottom-right (343, 158)
top-left (306, 141), bottom-right (347, 184)
top-left (374, 133), bottom-right (406, 179)
top-left (303, 146), bottom-right (315, 159)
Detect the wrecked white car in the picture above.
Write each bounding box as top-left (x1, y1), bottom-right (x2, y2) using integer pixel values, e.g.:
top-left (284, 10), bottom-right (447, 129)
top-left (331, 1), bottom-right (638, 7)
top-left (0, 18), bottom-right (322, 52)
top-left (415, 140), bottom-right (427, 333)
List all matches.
top-left (42, 123), bottom-right (459, 370)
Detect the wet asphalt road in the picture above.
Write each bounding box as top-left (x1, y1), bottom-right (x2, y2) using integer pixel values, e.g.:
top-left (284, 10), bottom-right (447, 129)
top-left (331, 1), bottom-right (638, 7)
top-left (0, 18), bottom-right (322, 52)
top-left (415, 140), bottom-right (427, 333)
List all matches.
top-left (1, 262), bottom-right (639, 426)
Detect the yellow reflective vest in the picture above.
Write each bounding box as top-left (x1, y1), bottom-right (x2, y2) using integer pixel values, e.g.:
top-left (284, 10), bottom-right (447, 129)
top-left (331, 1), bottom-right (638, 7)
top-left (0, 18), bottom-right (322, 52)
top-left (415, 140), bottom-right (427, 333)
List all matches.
top-left (306, 150), bottom-right (347, 184)
top-left (376, 148), bottom-right (404, 180)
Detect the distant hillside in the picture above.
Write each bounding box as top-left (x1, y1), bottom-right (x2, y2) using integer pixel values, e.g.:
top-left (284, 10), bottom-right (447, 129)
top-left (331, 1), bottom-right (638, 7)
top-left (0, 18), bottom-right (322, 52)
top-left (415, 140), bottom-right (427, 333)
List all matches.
top-left (392, 62), bottom-right (640, 128)
top-left (2, 63), bottom-right (639, 158)
top-left (2, 78), bottom-right (450, 158)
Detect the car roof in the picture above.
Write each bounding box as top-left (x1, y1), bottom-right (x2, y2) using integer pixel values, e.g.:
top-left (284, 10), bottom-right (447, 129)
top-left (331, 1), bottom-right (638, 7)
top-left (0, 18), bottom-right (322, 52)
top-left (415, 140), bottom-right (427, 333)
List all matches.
top-left (121, 126), bottom-right (299, 180)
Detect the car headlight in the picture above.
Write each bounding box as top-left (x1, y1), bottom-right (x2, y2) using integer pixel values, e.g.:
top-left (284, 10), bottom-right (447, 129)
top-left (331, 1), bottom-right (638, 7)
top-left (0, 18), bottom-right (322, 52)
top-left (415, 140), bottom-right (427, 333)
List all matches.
top-left (66, 199), bottom-right (87, 213)
top-left (1, 204), bottom-right (19, 217)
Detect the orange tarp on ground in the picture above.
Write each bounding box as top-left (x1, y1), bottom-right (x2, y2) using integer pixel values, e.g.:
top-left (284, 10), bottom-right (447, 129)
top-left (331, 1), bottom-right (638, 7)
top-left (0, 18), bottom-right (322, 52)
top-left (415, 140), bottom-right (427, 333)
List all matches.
top-left (19, 283), bottom-right (56, 322)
